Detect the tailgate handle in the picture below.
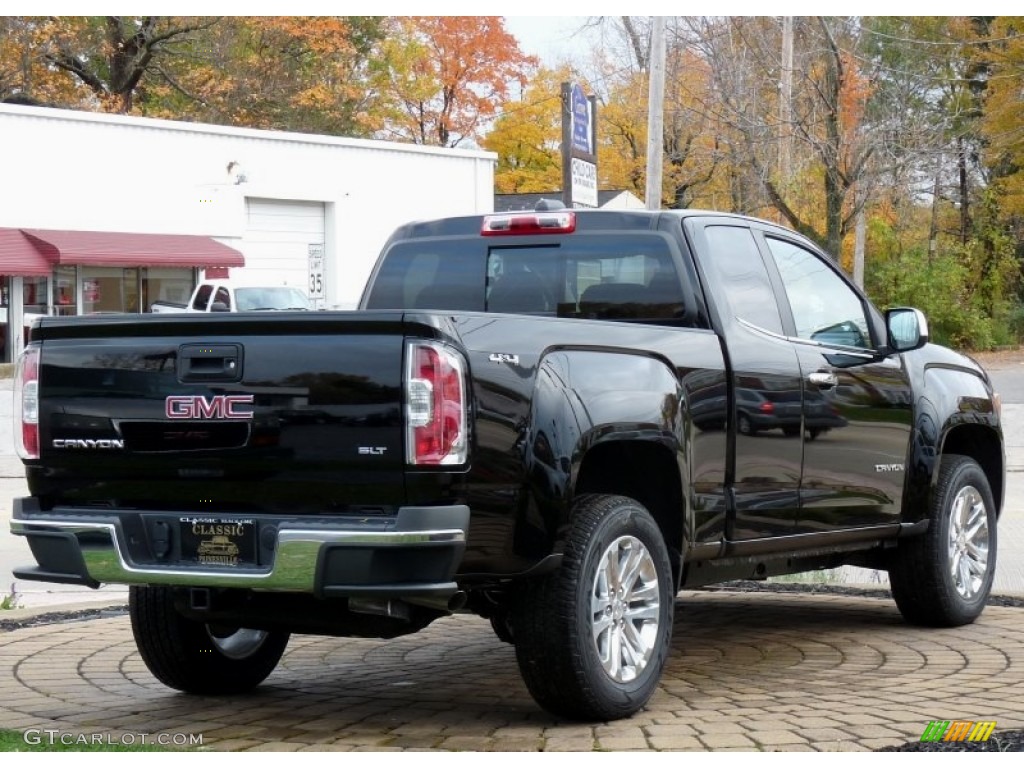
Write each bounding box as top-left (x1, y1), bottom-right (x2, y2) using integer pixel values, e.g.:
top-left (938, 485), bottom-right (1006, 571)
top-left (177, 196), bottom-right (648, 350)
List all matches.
top-left (179, 344), bottom-right (243, 383)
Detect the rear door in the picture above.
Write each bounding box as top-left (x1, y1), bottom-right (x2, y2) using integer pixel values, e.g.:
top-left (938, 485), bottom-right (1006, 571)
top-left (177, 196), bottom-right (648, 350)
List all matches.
top-left (685, 218), bottom-right (803, 539)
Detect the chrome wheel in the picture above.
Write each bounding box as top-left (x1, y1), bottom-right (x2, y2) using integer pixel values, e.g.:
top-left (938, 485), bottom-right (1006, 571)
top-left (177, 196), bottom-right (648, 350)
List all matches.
top-left (591, 535), bottom-right (661, 683)
top-left (948, 485), bottom-right (990, 600)
top-left (207, 627), bottom-right (270, 660)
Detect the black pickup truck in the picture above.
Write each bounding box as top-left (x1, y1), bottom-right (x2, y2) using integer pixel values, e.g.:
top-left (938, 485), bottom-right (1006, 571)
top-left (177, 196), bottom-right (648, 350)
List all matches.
top-left (10, 208), bottom-right (1002, 721)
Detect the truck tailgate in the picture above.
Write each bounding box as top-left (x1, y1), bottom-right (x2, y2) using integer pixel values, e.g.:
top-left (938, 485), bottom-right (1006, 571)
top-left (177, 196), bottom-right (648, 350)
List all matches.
top-left (28, 313), bottom-right (408, 516)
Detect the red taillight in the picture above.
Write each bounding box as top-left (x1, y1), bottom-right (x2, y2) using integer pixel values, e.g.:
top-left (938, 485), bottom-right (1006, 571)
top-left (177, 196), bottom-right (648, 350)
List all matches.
top-left (759, 401), bottom-right (775, 414)
top-left (15, 346), bottom-right (40, 460)
top-left (481, 211), bottom-right (576, 236)
top-left (406, 341), bottom-right (467, 466)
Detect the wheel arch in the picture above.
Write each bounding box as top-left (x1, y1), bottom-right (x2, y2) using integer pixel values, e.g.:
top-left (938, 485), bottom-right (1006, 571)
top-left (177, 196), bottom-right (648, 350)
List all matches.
top-left (940, 424), bottom-right (1004, 517)
top-left (572, 440), bottom-right (685, 587)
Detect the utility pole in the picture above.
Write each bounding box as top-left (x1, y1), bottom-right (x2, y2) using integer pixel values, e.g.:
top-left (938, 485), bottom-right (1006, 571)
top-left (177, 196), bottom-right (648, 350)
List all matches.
top-left (854, 196), bottom-right (866, 288)
top-left (645, 16), bottom-right (666, 210)
top-left (779, 16), bottom-right (794, 182)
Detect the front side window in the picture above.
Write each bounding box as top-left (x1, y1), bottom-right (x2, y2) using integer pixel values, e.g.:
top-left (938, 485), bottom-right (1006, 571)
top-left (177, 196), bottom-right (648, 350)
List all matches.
top-left (765, 237), bottom-right (871, 349)
top-left (191, 284), bottom-right (213, 311)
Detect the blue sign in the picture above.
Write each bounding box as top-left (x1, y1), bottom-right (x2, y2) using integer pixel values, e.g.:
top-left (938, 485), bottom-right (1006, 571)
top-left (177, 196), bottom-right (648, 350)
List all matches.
top-left (571, 84), bottom-right (592, 156)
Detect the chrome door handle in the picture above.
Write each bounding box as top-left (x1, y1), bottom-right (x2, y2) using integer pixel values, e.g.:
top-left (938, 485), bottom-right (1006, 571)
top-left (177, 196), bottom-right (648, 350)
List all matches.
top-left (808, 371), bottom-right (838, 389)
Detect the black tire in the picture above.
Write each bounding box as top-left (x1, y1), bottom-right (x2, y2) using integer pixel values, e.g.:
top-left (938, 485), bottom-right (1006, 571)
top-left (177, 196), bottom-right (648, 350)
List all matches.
top-left (738, 413), bottom-right (756, 436)
top-left (512, 494), bottom-right (674, 721)
top-left (129, 586), bottom-right (290, 694)
top-left (888, 455), bottom-right (997, 627)
top-left (489, 611), bottom-right (514, 644)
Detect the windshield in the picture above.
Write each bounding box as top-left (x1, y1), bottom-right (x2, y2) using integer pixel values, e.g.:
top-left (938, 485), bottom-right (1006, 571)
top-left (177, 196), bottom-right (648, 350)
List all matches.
top-left (235, 287), bottom-right (310, 311)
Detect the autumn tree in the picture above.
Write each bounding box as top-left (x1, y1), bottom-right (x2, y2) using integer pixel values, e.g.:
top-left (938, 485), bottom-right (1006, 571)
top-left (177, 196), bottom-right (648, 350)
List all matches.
top-left (30, 16), bottom-right (217, 113)
top-left (374, 16), bottom-right (537, 147)
top-left (683, 17), bottom-right (878, 256)
top-left (149, 17), bottom-right (386, 136)
top-left (482, 66), bottom-right (566, 193)
top-left (1, 17), bottom-right (100, 106)
top-left (597, 18), bottom-right (723, 208)
top-left (982, 17), bottom-right (1024, 224)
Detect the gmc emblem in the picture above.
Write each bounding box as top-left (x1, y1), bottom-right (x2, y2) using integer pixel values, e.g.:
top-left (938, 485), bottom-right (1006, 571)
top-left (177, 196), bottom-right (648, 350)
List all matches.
top-left (166, 395), bottom-right (254, 420)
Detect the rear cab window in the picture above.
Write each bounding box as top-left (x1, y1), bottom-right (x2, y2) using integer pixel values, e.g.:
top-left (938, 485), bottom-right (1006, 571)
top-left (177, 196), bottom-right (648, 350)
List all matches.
top-left (366, 234), bottom-right (695, 325)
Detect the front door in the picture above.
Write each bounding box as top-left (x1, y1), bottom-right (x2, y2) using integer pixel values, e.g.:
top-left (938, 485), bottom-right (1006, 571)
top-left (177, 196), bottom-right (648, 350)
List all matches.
top-left (758, 233), bottom-right (913, 532)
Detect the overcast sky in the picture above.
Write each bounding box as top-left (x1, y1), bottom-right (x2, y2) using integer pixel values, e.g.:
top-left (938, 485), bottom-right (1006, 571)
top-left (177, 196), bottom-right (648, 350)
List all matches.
top-left (503, 17), bottom-right (595, 66)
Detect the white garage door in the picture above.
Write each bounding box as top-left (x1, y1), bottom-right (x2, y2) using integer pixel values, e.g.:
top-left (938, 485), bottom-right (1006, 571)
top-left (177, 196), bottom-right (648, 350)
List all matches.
top-left (237, 198), bottom-right (326, 299)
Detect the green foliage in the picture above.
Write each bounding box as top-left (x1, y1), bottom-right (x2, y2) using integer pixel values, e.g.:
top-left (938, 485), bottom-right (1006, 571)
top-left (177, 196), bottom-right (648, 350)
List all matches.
top-left (866, 219), bottom-right (1020, 351)
top-left (0, 583), bottom-right (20, 610)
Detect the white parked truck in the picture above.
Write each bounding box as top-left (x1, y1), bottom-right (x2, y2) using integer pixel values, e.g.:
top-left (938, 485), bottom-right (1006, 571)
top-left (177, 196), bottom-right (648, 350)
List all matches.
top-left (151, 280), bottom-right (310, 313)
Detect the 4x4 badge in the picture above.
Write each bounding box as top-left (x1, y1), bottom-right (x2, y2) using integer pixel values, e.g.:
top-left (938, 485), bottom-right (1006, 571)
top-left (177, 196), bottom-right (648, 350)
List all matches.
top-left (489, 353), bottom-right (520, 366)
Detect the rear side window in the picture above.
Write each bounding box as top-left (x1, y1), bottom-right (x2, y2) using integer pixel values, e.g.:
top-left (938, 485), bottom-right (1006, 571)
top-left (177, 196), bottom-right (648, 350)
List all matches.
top-left (367, 234), bottom-right (692, 324)
top-left (701, 226), bottom-right (783, 334)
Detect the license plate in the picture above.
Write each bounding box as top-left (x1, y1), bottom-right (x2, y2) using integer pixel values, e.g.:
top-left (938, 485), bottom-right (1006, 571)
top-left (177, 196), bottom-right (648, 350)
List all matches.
top-left (179, 517), bottom-right (256, 567)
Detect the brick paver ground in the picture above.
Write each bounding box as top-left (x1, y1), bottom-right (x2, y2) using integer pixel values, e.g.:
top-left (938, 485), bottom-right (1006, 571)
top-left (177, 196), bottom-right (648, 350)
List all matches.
top-left (1, 591), bottom-right (1021, 752)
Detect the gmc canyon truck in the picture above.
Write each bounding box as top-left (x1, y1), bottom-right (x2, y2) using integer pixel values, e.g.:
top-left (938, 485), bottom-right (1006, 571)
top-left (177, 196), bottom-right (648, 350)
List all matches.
top-left (10, 208), bottom-right (1002, 721)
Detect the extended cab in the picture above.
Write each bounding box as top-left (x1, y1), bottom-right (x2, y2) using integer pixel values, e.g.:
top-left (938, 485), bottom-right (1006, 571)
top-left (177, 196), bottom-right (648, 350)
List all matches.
top-left (10, 208), bottom-right (1003, 721)
top-left (150, 279), bottom-right (310, 313)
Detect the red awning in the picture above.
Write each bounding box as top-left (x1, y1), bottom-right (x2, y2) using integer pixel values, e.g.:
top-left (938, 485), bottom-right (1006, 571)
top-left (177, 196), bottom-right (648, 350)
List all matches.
top-left (19, 229), bottom-right (245, 269)
top-left (0, 228), bottom-right (54, 275)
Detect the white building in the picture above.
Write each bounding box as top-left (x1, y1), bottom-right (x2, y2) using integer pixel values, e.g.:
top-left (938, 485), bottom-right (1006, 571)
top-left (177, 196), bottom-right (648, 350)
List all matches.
top-left (0, 103), bottom-right (496, 361)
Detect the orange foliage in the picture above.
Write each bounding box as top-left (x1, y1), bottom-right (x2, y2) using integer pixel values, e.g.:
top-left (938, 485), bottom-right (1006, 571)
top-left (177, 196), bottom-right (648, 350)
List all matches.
top-left (376, 16), bottom-right (537, 147)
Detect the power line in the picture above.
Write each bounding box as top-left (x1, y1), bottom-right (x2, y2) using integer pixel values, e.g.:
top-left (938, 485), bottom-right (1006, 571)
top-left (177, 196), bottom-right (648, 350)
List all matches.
top-left (860, 24), bottom-right (1024, 48)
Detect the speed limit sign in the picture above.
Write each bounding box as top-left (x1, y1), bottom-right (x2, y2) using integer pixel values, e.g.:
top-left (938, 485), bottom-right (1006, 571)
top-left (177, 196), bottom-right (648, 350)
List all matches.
top-left (308, 243), bottom-right (325, 305)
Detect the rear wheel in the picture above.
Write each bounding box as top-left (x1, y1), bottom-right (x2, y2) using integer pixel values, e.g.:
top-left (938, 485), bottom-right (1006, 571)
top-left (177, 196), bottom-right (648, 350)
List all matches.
top-left (129, 586), bottom-right (290, 694)
top-left (512, 494), bottom-right (674, 721)
top-left (888, 455), bottom-right (996, 627)
top-left (738, 413), bottom-right (756, 436)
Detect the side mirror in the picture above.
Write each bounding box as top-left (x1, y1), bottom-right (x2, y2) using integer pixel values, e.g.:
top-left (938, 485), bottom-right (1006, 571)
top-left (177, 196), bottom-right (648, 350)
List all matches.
top-left (886, 307), bottom-right (929, 352)
top-left (210, 301), bottom-right (230, 312)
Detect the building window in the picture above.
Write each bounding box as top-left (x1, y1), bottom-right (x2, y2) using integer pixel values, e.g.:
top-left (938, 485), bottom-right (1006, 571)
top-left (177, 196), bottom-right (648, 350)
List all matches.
top-left (142, 267), bottom-right (194, 313)
top-left (53, 265), bottom-right (77, 317)
top-left (23, 276), bottom-right (49, 318)
top-left (80, 267), bottom-right (139, 314)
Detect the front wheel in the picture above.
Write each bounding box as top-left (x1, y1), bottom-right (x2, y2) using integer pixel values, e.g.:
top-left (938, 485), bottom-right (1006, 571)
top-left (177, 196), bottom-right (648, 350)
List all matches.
top-left (888, 455), bottom-right (997, 627)
top-left (512, 494), bottom-right (674, 720)
top-left (129, 586), bottom-right (290, 694)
